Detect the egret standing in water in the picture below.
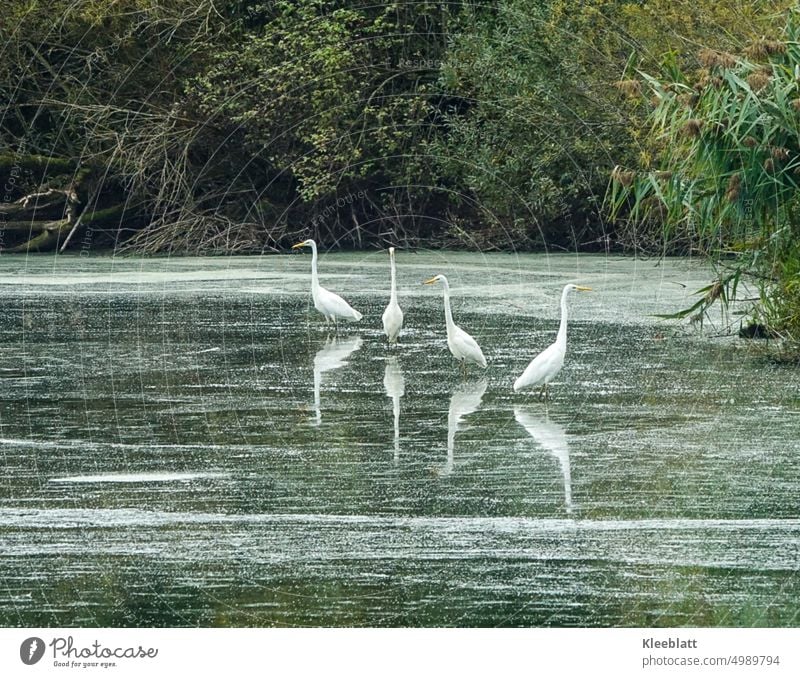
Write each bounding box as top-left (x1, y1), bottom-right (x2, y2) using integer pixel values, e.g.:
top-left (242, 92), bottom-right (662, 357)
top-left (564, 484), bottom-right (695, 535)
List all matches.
top-left (424, 274), bottom-right (487, 375)
top-left (292, 239), bottom-right (362, 328)
top-left (513, 284), bottom-right (592, 399)
top-left (381, 247), bottom-right (403, 346)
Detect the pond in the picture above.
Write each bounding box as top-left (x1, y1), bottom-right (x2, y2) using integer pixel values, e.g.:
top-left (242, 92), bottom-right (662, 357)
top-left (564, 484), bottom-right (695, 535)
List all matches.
top-left (0, 251), bottom-right (798, 627)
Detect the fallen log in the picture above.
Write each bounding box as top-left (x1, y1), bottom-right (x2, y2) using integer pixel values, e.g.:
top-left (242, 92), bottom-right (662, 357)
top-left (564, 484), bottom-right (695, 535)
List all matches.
top-left (6, 219), bottom-right (73, 253)
top-left (1, 155), bottom-right (139, 252)
top-left (5, 203), bottom-right (126, 253)
top-left (0, 154), bottom-right (77, 176)
top-left (0, 221), bottom-right (57, 231)
top-left (0, 195), bottom-right (66, 215)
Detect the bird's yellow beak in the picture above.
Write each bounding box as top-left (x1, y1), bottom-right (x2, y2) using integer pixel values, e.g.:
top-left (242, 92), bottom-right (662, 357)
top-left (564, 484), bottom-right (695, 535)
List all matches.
top-left (291, 242), bottom-right (306, 250)
top-left (576, 286), bottom-right (593, 292)
top-left (423, 276), bottom-right (438, 285)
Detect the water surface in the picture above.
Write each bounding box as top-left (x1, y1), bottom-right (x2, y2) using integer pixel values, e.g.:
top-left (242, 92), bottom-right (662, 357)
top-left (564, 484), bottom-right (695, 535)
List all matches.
top-left (0, 251), bottom-right (798, 627)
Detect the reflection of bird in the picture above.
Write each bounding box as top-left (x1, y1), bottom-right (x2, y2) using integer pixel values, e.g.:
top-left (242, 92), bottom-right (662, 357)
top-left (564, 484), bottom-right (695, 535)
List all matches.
top-left (513, 284), bottom-right (592, 399)
top-left (424, 274), bottom-right (487, 375)
top-left (514, 407), bottom-right (572, 513)
top-left (382, 247), bottom-right (404, 346)
top-left (292, 239), bottom-right (362, 327)
top-left (313, 336), bottom-right (362, 426)
top-left (383, 357), bottom-right (405, 463)
top-left (443, 379), bottom-right (487, 476)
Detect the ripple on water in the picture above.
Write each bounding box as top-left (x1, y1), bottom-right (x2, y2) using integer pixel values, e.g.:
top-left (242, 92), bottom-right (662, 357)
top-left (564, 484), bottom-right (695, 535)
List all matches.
top-left (0, 253), bottom-right (798, 627)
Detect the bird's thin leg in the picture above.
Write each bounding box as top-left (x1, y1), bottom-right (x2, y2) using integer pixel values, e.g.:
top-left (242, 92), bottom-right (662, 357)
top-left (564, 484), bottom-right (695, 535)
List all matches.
top-left (461, 361), bottom-right (467, 380)
top-left (544, 383), bottom-right (550, 402)
top-left (538, 384), bottom-right (546, 400)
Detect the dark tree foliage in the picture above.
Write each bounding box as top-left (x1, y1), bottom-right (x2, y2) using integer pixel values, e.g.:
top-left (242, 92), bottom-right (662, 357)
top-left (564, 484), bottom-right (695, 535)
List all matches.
top-left (0, 0), bottom-right (792, 257)
top-left (1, 0), bottom-right (457, 252)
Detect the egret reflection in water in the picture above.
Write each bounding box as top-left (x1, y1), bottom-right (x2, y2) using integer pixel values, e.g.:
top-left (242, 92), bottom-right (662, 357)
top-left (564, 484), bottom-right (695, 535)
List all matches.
top-left (514, 406), bottom-right (572, 513)
top-left (3, 253), bottom-right (800, 628)
top-left (312, 336), bottom-right (363, 425)
top-left (383, 357), bottom-right (405, 463)
top-left (443, 379), bottom-right (487, 476)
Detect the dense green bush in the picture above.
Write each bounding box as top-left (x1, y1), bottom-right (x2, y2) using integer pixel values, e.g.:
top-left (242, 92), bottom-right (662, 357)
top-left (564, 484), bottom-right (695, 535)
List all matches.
top-left (186, 1), bottom-right (449, 248)
top-left (0, 0), bottom-right (795, 259)
top-left (1, 1), bottom-right (455, 252)
top-left (429, 1), bottom-right (627, 248)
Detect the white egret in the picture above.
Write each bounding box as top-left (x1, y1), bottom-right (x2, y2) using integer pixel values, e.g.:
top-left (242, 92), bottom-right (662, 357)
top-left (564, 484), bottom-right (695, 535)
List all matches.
top-left (424, 274), bottom-right (487, 374)
top-left (313, 336), bottom-right (363, 426)
top-left (292, 239), bottom-right (363, 327)
top-left (514, 407), bottom-right (572, 513)
top-left (513, 284), bottom-right (592, 398)
top-left (381, 247), bottom-right (403, 345)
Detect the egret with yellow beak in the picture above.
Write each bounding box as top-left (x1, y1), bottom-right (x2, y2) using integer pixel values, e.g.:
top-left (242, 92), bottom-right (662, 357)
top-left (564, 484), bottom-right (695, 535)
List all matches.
top-left (291, 239), bottom-right (362, 327)
top-left (513, 284), bottom-right (592, 399)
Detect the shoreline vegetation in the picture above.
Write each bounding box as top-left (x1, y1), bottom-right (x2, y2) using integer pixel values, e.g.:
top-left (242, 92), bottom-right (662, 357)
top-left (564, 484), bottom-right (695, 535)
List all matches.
top-left (1, 1), bottom-right (798, 351)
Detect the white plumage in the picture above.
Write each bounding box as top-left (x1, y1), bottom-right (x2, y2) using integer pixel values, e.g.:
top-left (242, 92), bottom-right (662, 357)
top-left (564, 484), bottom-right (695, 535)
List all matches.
top-left (513, 284), bottom-right (592, 398)
top-left (292, 239), bottom-right (362, 325)
top-left (424, 274), bottom-right (487, 372)
top-left (381, 247), bottom-right (404, 345)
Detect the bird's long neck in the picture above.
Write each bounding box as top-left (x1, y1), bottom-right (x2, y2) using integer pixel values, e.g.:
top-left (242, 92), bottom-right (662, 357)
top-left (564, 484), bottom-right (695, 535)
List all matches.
top-left (389, 251), bottom-right (398, 303)
top-left (556, 286), bottom-right (569, 350)
top-left (309, 241), bottom-right (319, 294)
top-left (441, 280), bottom-right (455, 337)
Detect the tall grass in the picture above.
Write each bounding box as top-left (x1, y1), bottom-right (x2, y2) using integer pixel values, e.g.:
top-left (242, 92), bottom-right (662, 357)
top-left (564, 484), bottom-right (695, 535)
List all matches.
top-left (608, 11), bottom-right (800, 353)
